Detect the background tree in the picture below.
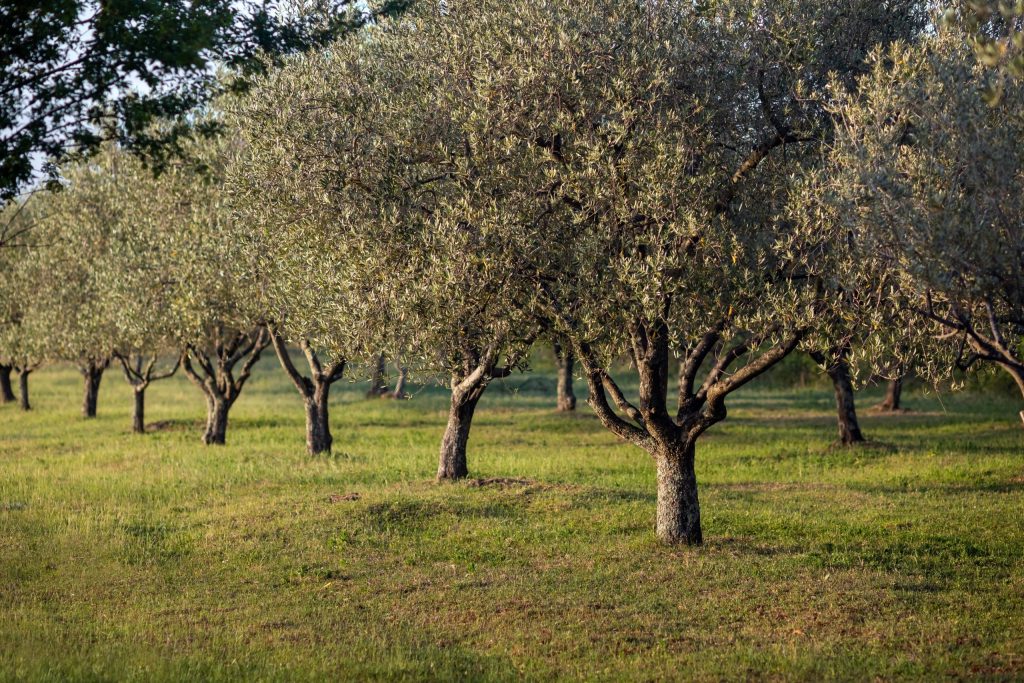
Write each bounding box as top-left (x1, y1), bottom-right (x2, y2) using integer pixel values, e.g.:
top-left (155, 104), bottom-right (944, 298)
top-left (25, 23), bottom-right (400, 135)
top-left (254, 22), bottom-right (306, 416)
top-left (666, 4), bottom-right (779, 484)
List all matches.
top-left (0, 0), bottom-right (411, 202)
top-left (227, 29), bottom-right (541, 475)
top-left (553, 342), bottom-right (577, 413)
top-left (809, 346), bottom-right (866, 445)
top-left (827, 30), bottom-right (1024, 425)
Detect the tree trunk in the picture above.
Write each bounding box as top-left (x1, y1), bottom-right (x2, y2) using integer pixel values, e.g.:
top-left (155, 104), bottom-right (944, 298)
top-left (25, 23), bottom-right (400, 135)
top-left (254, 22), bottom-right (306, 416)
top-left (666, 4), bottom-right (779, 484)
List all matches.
top-left (80, 363), bottom-right (105, 418)
top-left (367, 352), bottom-right (387, 397)
top-left (304, 385), bottom-right (332, 455)
top-left (654, 442), bottom-right (702, 545)
top-left (391, 366), bottom-right (409, 399)
top-left (18, 369), bottom-right (31, 411)
top-left (0, 365), bottom-right (14, 404)
top-left (878, 377), bottom-right (903, 412)
top-left (1001, 364), bottom-right (1024, 427)
top-left (554, 343), bottom-right (576, 412)
top-left (132, 387), bottom-right (146, 434)
top-left (202, 396), bottom-right (231, 445)
top-left (437, 385), bottom-right (484, 481)
top-left (829, 359), bottom-right (864, 445)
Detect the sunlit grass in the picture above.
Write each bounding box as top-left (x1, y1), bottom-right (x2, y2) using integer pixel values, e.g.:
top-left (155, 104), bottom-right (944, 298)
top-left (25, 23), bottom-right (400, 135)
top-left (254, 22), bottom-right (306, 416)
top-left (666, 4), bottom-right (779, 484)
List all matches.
top-left (1, 357), bottom-right (1022, 681)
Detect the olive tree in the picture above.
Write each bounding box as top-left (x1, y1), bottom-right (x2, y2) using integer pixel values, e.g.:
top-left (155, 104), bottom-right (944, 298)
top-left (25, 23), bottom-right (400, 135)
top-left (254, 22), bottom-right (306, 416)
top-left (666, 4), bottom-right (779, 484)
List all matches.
top-left (389, 0), bottom-right (925, 544)
top-left (826, 30), bottom-right (1024, 423)
top-left (227, 28), bottom-right (540, 473)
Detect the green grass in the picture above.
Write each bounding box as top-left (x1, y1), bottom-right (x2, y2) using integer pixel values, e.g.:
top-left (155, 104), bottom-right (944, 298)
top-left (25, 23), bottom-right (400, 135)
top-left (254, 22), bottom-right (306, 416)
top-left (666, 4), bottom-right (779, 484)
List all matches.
top-left (1, 357), bottom-right (1023, 681)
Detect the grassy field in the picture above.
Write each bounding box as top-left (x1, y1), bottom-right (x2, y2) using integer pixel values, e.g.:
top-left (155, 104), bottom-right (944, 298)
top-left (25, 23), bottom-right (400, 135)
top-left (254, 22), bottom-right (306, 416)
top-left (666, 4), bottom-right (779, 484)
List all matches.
top-left (1, 356), bottom-right (1023, 681)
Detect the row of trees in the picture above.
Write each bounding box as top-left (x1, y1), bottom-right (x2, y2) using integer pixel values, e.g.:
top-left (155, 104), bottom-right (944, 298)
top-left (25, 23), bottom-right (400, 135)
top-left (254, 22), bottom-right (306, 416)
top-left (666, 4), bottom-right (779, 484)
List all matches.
top-left (1, 0), bottom-right (1021, 545)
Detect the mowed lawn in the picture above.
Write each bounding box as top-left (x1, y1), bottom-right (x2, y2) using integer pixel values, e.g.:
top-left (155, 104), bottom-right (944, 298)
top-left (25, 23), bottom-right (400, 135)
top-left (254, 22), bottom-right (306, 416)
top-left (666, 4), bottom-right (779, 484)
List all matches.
top-left (1, 357), bottom-right (1023, 682)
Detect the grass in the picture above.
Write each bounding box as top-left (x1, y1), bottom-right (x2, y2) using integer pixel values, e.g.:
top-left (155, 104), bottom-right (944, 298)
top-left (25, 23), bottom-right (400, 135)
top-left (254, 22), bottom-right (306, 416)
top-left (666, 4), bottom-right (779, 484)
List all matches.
top-left (1, 355), bottom-right (1023, 681)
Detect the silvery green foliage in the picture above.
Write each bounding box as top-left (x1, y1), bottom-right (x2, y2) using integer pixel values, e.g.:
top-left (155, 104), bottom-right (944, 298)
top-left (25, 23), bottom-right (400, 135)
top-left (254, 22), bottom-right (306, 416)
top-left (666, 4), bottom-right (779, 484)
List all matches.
top-left (827, 30), bottom-right (1024, 395)
top-left (0, 200), bottom-right (47, 371)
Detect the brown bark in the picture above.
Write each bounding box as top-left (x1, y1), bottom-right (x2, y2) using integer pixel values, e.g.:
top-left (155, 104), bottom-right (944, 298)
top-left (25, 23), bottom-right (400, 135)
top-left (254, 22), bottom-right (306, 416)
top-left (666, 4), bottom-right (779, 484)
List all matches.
top-left (117, 353), bottom-right (180, 435)
top-left (182, 325), bottom-right (270, 446)
top-left (18, 368), bottom-right (31, 411)
top-left (203, 396), bottom-right (230, 445)
top-left (0, 364), bottom-right (14, 404)
top-left (655, 441), bottom-right (702, 545)
top-left (1000, 363), bottom-right (1024, 427)
top-left (878, 377), bottom-right (903, 412)
top-left (810, 349), bottom-right (865, 445)
top-left (367, 352), bottom-right (388, 397)
top-left (437, 381), bottom-right (485, 480)
top-left (554, 343), bottom-right (576, 412)
top-left (390, 366), bottom-right (409, 399)
top-left (80, 359), bottom-right (108, 418)
top-left (269, 332), bottom-right (345, 455)
top-left (132, 387), bottom-right (146, 434)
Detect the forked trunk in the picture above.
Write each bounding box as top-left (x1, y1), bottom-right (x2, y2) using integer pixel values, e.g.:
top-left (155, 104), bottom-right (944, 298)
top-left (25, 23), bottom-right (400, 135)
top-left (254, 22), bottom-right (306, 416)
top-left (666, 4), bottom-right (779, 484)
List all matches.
top-left (18, 369), bottom-right (30, 411)
top-left (80, 363), bottom-right (105, 418)
top-left (654, 441), bottom-right (702, 545)
top-left (203, 396), bottom-right (231, 445)
top-left (132, 387), bottom-right (146, 434)
top-left (437, 384), bottom-right (484, 481)
top-left (0, 365), bottom-right (14, 404)
top-left (304, 386), bottom-right (332, 455)
top-left (878, 377), bottom-right (903, 412)
top-left (554, 344), bottom-right (576, 412)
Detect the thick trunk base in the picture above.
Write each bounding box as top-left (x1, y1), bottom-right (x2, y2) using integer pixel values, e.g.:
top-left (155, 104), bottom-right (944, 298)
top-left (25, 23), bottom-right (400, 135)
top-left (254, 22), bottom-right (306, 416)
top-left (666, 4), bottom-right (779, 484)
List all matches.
top-left (132, 388), bottom-right (146, 434)
top-left (829, 361), bottom-right (864, 445)
top-left (202, 398), bottom-right (230, 445)
top-left (0, 365), bottom-right (14, 404)
top-left (655, 444), bottom-right (702, 545)
top-left (437, 387), bottom-right (483, 481)
top-left (305, 392), bottom-right (332, 455)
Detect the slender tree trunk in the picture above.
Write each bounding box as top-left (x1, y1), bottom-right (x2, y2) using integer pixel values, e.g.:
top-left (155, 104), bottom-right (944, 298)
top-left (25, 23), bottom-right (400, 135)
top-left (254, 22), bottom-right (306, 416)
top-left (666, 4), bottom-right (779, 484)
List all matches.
top-left (654, 441), bottom-right (702, 545)
top-left (80, 362), bottom-right (106, 418)
top-left (132, 387), bottom-right (146, 434)
top-left (878, 377), bottom-right (903, 412)
top-left (391, 366), bottom-right (409, 399)
top-left (1001, 364), bottom-right (1024, 427)
top-left (554, 343), bottom-right (576, 412)
top-left (367, 352), bottom-right (387, 398)
top-left (0, 365), bottom-right (14, 404)
top-left (304, 384), bottom-right (332, 455)
top-left (829, 359), bottom-right (864, 445)
top-left (202, 396), bottom-right (231, 445)
top-left (18, 369), bottom-right (31, 411)
top-left (437, 383), bottom-right (485, 481)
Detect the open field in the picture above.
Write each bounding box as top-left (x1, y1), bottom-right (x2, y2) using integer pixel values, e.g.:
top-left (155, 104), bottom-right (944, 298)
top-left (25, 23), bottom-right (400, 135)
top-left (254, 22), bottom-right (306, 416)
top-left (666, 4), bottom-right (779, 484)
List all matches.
top-left (1, 359), bottom-right (1023, 681)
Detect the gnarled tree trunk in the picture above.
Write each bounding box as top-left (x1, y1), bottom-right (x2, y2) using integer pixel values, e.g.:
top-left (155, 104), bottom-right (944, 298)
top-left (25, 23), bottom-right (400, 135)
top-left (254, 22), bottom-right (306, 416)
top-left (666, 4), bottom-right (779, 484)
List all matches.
top-left (270, 332), bottom-right (346, 456)
top-left (654, 441), bottom-right (702, 545)
top-left (0, 364), bottom-right (14, 404)
top-left (117, 353), bottom-right (180, 435)
top-left (18, 368), bottom-right (31, 411)
top-left (1001, 363), bottom-right (1024, 427)
top-left (391, 366), bottom-right (409, 399)
top-left (202, 395), bottom-right (231, 445)
top-left (80, 359), bottom-right (108, 418)
top-left (367, 352), bottom-right (388, 398)
top-left (554, 343), bottom-right (576, 412)
top-left (437, 382), bottom-right (485, 481)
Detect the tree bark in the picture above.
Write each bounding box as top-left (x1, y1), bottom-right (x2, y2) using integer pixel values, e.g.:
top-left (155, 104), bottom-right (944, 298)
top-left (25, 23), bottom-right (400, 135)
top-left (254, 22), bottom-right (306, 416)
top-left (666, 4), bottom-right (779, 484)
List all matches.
top-left (1001, 363), bottom-right (1024, 427)
top-left (829, 359), bottom-right (864, 445)
top-left (655, 441), bottom-right (702, 545)
top-left (0, 364), bottom-right (14, 404)
top-left (132, 387), bottom-right (146, 434)
top-left (367, 352), bottom-right (388, 397)
top-left (878, 377), bottom-right (903, 412)
top-left (437, 382), bottom-right (485, 481)
top-left (304, 385), bottom-right (332, 455)
top-left (80, 360), bottom-right (107, 418)
top-left (554, 343), bottom-right (576, 412)
top-left (391, 366), bottom-right (409, 399)
top-left (202, 396), bottom-right (231, 445)
top-left (18, 368), bottom-right (31, 411)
